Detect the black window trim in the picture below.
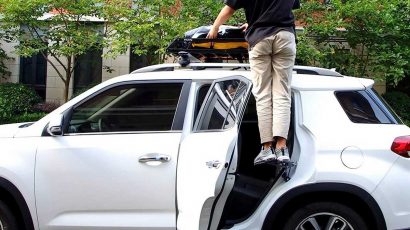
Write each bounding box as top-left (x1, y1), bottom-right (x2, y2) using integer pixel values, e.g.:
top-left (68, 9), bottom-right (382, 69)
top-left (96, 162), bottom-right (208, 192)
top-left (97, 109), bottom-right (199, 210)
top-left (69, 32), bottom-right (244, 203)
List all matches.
top-left (193, 83), bottom-right (212, 127)
top-left (171, 80), bottom-right (191, 130)
top-left (53, 79), bottom-right (191, 136)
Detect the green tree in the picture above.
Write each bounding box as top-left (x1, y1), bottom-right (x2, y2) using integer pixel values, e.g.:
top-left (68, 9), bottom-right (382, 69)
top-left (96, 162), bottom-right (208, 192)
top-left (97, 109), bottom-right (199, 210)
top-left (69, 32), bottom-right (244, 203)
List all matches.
top-left (0, 28), bottom-right (12, 79)
top-left (124, 0), bottom-right (241, 63)
top-left (295, 0), bottom-right (410, 85)
top-left (0, 44), bottom-right (11, 79)
top-left (0, 0), bottom-right (134, 102)
top-left (0, 0), bottom-right (241, 101)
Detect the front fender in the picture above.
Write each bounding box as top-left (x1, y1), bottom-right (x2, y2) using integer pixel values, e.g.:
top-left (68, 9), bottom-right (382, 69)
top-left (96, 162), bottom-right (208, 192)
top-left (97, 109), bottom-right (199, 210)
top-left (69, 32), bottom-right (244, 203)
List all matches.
top-left (0, 137), bottom-right (38, 230)
top-left (0, 177), bottom-right (35, 230)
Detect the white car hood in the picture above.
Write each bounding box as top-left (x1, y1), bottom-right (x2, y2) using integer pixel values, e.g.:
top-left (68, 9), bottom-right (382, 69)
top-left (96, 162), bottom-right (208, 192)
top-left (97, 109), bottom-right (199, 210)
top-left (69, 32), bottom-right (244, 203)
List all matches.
top-left (0, 123), bottom-right (32, 138)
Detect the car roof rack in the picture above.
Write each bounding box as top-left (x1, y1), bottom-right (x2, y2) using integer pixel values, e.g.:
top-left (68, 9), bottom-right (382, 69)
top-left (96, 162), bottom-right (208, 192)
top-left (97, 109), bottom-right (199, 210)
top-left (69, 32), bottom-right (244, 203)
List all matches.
top-left (132, 52), bottom-right (343, 77)
top-left (167, 38), bottom-right (249, 63)
top-left (134, 38), bottom-right (343, 77)
top-left (132, 62), bottom-right (343, 77)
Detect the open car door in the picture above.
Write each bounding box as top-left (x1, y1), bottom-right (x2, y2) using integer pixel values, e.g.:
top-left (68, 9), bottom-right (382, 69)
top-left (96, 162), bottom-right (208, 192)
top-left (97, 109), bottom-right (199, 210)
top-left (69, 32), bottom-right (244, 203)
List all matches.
top-left (177, 76), bottom-right (252, 230)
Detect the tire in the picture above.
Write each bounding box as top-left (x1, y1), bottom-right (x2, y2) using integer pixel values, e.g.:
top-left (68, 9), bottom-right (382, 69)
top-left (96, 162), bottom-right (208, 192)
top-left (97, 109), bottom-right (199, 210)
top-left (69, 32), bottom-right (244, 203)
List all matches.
top-left (283, 201), bottom-right (368, 230)
top-left (0, 200), bottom-right (17, 230)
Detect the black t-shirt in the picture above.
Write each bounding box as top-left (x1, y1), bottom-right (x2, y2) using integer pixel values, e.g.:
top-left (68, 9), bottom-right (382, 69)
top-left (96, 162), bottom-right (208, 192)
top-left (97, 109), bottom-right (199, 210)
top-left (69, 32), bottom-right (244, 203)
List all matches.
top-left (224, 0), bottom-right (300, 47)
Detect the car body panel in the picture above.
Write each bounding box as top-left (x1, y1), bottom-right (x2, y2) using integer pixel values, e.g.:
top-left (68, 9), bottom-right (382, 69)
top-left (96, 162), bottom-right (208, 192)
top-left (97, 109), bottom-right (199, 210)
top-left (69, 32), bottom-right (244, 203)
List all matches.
top-left (35, 132), bottom-right (181, 230)
top-left (177, 130), bottom-right (238, 230)
top-left (226, 89), bottom-right (410, 230)
top-left (177, 76), bottom-right (252, 230)
top-left (373, 155), bottom-right (410, 229)
top-left (0, 137), bottom-right (39, 229)
top-left (299, 90), bottom-right (403, 190)
top-left (0, 123), bottom-right (30, 138)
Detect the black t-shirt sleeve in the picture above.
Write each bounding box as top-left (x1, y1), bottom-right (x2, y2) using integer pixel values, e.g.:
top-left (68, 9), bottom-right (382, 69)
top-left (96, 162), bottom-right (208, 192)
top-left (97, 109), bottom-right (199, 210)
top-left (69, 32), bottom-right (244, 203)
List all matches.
top-left (293, 0), bottom-right (301, 9)
top-left (224, 0), bottom-right (244, 10)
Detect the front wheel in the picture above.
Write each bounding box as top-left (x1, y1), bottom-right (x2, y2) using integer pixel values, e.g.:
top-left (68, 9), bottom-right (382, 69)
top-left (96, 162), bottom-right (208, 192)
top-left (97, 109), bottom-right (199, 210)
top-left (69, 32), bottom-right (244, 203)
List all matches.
top-left (0, 200), bottom-right (17, 230)
top-left (283, 201), bottom-right (368, 230)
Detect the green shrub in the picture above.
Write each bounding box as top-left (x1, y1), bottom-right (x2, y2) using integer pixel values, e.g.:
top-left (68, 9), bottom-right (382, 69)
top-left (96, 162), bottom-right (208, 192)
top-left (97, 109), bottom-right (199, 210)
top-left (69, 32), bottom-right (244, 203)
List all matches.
top-left (4, 112), bottom-right (47, 124)
top-left (0, 83), bottom-right (42, 123)
top-left (383, 91), bottom-right (410, 126)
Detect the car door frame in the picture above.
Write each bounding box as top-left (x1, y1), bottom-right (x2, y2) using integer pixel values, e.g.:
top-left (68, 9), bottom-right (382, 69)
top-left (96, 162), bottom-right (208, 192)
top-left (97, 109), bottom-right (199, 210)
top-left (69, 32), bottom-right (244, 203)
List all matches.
top-left (189, 75), bottom-right (253, 230)
top-left (203, 75), bottom-right (253, 230)
top-left (37, 79), bottom-right (191, 230)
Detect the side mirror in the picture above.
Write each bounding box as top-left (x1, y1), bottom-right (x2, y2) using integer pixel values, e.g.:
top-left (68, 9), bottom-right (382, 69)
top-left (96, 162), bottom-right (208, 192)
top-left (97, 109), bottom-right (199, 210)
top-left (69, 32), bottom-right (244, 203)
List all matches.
top-left (47, 114), bottom-right (64, 136)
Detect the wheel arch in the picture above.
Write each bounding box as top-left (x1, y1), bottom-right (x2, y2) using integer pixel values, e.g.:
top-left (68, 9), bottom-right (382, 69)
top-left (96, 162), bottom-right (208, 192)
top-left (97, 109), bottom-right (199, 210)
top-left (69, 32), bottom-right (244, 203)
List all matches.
top-left (0, 177), bottom-right (35, 230)
top-left (262, 182), bottom-right (386, 230)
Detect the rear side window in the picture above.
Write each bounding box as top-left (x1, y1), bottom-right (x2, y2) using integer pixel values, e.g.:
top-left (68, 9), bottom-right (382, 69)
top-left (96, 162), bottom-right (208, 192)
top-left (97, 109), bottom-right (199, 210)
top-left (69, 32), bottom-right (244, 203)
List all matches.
top-left (335, 91), bottom-right (393, 124)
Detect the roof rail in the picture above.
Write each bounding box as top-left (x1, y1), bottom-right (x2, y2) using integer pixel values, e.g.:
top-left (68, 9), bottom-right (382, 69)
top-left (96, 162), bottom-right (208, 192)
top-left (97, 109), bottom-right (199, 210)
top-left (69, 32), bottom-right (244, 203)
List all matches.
top-left (131, 63), bottom-right (343, 77)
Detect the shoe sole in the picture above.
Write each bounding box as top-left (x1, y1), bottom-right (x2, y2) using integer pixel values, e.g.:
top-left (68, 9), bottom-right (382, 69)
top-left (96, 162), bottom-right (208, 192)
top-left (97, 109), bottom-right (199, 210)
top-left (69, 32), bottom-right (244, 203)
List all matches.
top-left (277, 157), bottom-right (290, 163)
top-left (254, 156), bottom-right (277, 165)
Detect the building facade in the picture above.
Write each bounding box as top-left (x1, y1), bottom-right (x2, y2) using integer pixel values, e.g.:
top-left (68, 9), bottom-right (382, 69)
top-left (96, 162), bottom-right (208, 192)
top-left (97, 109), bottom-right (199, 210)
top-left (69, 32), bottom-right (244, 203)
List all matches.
top-left (1, 39), bottom-right (137, 104)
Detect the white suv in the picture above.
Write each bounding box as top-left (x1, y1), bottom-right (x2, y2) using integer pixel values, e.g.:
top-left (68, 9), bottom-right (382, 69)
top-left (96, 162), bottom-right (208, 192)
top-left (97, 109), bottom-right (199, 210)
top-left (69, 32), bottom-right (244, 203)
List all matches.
top-left (0, 63), bottom-right (409, 230)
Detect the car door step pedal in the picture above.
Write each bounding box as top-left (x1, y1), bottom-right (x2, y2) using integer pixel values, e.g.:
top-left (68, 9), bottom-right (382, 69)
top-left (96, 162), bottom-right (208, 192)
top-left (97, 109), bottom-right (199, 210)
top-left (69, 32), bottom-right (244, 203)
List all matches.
top-left (280, 161), bottom-right (297, 182)
top-left (266, 160), bottom-right (297, 182)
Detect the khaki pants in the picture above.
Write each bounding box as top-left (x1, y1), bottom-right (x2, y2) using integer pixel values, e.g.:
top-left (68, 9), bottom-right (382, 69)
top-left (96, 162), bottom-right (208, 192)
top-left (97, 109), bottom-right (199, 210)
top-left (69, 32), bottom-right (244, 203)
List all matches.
top-left (249, 31), bottom-right (296, 144)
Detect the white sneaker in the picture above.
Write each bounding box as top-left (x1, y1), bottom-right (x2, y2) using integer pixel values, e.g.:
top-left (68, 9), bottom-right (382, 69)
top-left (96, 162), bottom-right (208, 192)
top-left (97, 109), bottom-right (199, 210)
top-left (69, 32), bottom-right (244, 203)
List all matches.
top-left (254, 147), bottom-right (277, 165)
top-left (275, 148), bottom-right (290, 163)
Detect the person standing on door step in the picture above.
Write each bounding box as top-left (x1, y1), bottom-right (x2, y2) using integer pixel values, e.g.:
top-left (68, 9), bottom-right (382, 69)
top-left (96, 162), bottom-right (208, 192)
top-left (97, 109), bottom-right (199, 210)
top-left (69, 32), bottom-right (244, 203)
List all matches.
top-left (207, 0), bottom-right (300, 165)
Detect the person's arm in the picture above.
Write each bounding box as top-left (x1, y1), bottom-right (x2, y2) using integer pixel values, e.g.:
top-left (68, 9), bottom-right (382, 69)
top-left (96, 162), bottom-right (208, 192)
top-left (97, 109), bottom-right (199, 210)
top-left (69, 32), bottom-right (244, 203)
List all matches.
top-left (240, 23), bottom-right (248, 32)
top-left (206, 5), bottom-right (236, 39)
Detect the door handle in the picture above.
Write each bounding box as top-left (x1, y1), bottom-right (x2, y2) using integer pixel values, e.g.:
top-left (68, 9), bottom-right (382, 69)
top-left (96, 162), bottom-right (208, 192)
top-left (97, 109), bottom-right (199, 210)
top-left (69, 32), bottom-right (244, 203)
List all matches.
top-left (139, 153), bottom-right (171, 164)
top-left (206, 160), bottom-right (221, 169)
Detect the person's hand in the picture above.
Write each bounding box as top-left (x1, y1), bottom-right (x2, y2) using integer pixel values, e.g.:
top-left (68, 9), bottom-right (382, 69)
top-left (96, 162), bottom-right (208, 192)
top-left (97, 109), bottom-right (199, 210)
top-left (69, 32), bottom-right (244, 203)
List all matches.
top-left (240, 23), bottom-right (248, 32)
top-left (206, 26), bottom-right (219, 39)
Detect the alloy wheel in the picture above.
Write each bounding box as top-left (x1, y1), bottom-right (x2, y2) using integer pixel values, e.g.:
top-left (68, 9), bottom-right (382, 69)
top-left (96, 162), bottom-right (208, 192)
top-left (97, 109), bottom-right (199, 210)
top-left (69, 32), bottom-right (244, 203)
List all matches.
top-left (295, 212), bottom-right (354, 230)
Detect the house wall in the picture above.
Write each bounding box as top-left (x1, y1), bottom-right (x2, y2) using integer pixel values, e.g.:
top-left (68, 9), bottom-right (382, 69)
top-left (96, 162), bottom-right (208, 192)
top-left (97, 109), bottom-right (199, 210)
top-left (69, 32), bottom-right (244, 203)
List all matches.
top-left (0, 40), bottom-right (20, 84)
top-left (44, 56), bottom-right (72, 104)
top-left (1, 40), bottom-right (131, 104)
top-left (45, 48), bottom-right (130, 104)
top-left (102, 48), bottom-right (130, 82)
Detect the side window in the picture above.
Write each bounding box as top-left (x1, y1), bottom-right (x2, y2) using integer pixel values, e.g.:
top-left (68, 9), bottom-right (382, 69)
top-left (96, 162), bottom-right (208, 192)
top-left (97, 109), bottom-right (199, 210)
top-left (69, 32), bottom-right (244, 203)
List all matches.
top-left (194, 84), bottom-right (211, 122)
top-left (335, 91), bottom-right (392, 124)
top-left (196, 79), bottom-right (249, 131)
top-left (67, 83), bottom-right (183, 133)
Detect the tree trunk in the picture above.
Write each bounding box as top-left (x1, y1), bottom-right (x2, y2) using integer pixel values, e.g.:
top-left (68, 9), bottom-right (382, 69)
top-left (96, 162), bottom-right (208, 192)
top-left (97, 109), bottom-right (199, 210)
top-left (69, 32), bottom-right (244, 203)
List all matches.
top-left (63, 79), bottom-right (70, 102)
top-left (63, 55), bottom-right (73, 102)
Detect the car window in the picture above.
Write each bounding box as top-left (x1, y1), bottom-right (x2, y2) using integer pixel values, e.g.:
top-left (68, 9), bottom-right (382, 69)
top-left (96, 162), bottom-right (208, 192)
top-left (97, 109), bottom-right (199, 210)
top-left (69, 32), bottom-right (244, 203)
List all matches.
top-left (335, 90), bottom-right (392, 124)
top-left (193, 84), bottom-right (211, 123)
top-left (67, 83), bottom-right (183, 133)
top-left (196, 79), bottom-right (249, 131)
